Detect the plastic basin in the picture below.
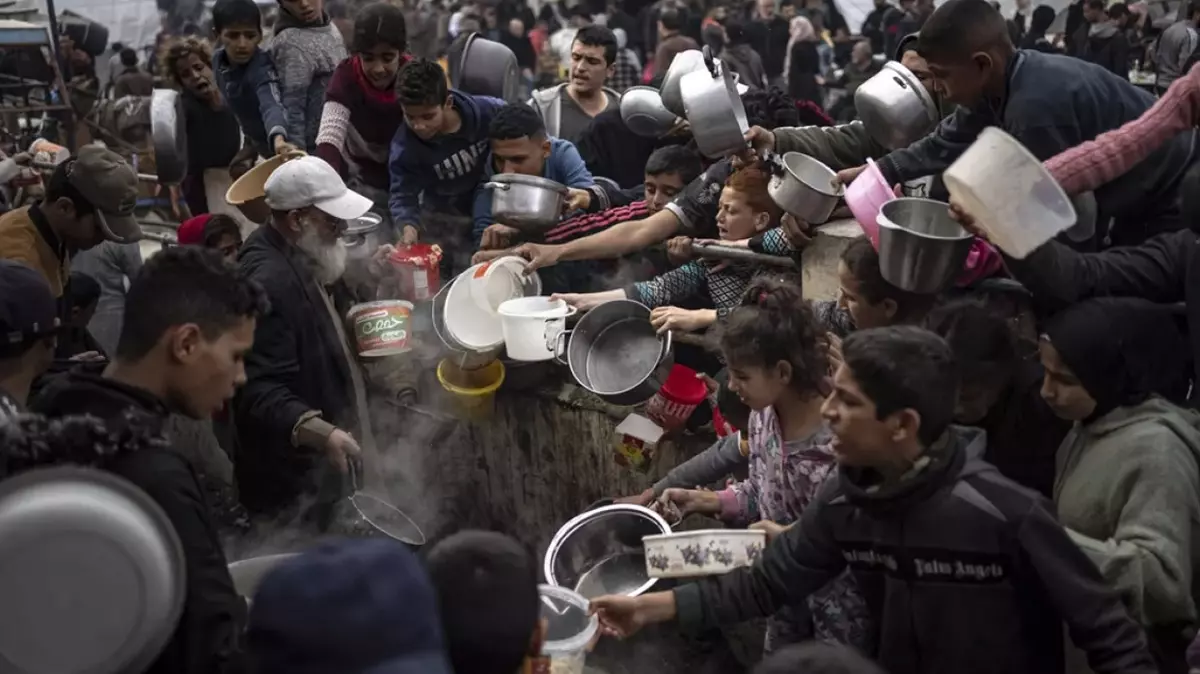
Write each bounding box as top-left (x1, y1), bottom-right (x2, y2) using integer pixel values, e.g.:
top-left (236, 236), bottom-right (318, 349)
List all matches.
top-left (436, 359), bottom-right (505, 421)
top-left (844, 158), bottom-right (893, 247)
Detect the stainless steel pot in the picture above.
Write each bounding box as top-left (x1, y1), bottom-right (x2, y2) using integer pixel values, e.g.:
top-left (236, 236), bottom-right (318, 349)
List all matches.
top-left (768, 152), bottom-right (844, 223)
top-left (151, 88), bottom-right (188, 184)
top-left (876, 197), bottom-right (974, 293)
top-left (680, 53), bottom-right (749, 158)
top-left (854, 61), bottom-right (939, 151)
top-left (556, 299), bottom-right (673, 406)
top-left (0, 466), bottom-right (185, 674)
top-left (485, 174), bottom-right (569, 233)
top-left (620, 86), bottom-right (679, 138)
top-left (661, 49), bottom-right (707, 117)
top-left (543, 504), bottom-right (672, 599)
top-left (452, 33), bottom-right (522, 102)
top-left (343, 212), bottom-right (383, 265)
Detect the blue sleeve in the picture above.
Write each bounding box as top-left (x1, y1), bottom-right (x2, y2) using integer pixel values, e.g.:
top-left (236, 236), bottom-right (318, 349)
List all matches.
top-left (557, 140), bottom-right (595, 188)
top-left (472, 182), bottom-right (494, 244)
top-left (474, 95), bottom-right (509, 128)
top-left (250, 50), bottom-right (289, 148)
top-left (388, 130), bottom-right (424, 226)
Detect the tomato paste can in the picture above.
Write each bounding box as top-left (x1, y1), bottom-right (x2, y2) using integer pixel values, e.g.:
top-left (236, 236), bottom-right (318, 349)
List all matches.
top-left (347, 301), bottom-right (414, 357)
top-left (388, 243), bottom-right (442, 302)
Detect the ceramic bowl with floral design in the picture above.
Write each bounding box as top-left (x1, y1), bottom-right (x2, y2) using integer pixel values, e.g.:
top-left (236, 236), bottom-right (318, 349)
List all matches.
top-left (642, 529), bottom-right (766, 578)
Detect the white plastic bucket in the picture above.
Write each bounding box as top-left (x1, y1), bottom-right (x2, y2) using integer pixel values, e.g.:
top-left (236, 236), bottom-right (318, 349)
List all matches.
top-left (497, 297), bottom-right (576, 362)
top-left (537, 584), bottom-right (598, 674)
top-left (468, 256), bottom-right (541, 315)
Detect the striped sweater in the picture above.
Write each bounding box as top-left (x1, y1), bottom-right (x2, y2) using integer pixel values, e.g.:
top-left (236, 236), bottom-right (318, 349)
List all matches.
top-left (316, 57), bottom-right (409, 191)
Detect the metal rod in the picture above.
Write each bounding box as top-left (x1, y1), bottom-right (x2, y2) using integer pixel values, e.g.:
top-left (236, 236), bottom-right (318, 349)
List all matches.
top-left (689, 243), bottom-right (799, 268)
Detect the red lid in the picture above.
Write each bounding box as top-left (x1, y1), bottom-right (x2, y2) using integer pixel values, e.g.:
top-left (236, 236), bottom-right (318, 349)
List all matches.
top-left (659, 365), bottom-right (709, 405)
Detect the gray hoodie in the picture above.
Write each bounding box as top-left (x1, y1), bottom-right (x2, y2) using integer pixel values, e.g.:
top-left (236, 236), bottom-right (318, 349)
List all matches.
top-left (1055, 396), bottom-right (1200, 627)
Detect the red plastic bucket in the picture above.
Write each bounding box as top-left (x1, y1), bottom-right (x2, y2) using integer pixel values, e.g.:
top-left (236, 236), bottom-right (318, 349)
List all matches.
top-left (389, 243), bottom-right (442, 302)
top-left (644, 365), bottom-right (709, 431)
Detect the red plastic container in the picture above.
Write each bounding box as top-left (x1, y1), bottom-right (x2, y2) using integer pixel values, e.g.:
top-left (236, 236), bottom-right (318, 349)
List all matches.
top-left (644, 365), bottom-right (709, 431)
top-left (389, 243), bottom-right (442, 302)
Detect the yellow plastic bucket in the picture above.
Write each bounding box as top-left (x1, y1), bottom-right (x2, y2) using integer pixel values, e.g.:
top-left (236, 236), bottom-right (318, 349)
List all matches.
top-left (437, 358), bottom-right (505, 421)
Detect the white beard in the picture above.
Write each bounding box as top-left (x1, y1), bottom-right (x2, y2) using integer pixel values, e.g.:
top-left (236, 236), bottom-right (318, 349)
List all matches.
top-left (296, 223), bottom-right (348, 285)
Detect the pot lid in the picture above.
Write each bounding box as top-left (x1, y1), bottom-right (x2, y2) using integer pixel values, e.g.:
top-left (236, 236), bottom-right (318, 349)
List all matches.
top-left (489, 173), bottom-right (570, 194)
top-left (344, 212), bottom-right (382, 235)
top-left (0, 466), bottom-right (185, 674)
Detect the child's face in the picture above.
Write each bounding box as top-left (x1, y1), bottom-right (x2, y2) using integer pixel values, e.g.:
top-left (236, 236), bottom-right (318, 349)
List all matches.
top-left (821, 363), bottom-right (909, 466)
top-left (725, 360), bottom-right (790, 412)
top-left (359, 44), bottom-right (403, 90)
top-left (402, 100), bottom-right (450, 141)
top-left (836, 261), bottom-right (892, 330)
top-left (925, 52), bottom-right (994, 108)
top-left (218, 23), bottom-right (262, 65)
top-left (715, 187), bottom-right (769, 241)
top-left (278, 0), bottom-right (323, 24)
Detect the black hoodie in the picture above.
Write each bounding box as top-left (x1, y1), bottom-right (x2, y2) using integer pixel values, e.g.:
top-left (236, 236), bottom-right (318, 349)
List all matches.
top-left (30, 370), bottom-right (244, 674)
top-left (672, 426), bottom-right (1157, 674)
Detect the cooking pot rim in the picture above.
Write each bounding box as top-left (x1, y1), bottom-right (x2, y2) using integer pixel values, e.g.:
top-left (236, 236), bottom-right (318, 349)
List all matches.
top-left (543, 503), bottom-right (671, 593)
top-left (489, 173), bottom-right (570, 194)
top-left (878, 197), bottom-right (973, 241)
top-left (779, 152), bottom-right (845, 198)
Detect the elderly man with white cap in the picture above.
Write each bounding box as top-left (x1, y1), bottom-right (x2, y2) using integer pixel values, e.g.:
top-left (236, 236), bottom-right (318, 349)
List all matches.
top-left (234, 156), bottom-right (380, 528)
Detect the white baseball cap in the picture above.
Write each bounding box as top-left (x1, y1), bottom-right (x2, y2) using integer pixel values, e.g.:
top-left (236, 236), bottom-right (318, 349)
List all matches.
top-left (263, 156), bottom-right (373, 220)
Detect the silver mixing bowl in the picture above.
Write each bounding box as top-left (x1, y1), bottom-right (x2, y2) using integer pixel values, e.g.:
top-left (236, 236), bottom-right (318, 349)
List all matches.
top-left (543, 504), bottom-right (671, 599)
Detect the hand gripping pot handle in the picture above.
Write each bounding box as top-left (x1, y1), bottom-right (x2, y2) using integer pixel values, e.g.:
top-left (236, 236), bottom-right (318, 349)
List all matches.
top-left (553, 329), bottom-right (572, 365)
top-left (544, 306), bottom-right (578, 352)
top-left (483, 182), bottom-right (511, 191)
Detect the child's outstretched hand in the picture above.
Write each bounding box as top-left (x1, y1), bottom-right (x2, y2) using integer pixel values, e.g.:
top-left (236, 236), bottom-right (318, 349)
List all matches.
top-left (273, 137), bottom-right (300, 156)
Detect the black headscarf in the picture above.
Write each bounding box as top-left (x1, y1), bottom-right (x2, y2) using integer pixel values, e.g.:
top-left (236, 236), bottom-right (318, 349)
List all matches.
top-left (1043, 298), bottom-right (1191, 420)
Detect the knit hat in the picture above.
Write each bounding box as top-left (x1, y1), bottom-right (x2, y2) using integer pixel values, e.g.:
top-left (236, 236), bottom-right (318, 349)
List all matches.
top-left (176, 214), bottom-right (211, 246)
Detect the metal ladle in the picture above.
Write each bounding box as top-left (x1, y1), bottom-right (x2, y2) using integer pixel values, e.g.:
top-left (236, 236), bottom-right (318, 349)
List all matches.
top-left (346, 460), bottom-right (426, 547)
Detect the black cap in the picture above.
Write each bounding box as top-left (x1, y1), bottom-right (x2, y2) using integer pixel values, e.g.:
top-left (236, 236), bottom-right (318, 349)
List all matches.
top-left (0, 260), bottom-right (58, 347)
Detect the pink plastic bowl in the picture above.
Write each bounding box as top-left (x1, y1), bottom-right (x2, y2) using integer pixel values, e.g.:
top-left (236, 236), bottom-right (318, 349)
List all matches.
top-left (844, 158), bottom-right (893, 248)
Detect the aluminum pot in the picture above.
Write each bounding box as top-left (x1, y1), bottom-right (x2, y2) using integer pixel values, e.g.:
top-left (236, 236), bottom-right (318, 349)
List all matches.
top-left (543, 504), bottom-right (672, 599)
top-left (343, 212), bottom-right (383, 265)
top-left (854, 61), bottom-right (939, 151)
top-left (661, 49), bottom-right (707, 117)
top-left (556, 299), bottom-right (673, 406)
top-left (680, 58), bottom-right (749, 158)
top-left (620, 86), bottom-right (679, 138)
top-left (876, 197), bottom-right (974, 294)
top-left (768, 152), bottom-right (844, 223)
top-left (452, 33), bottom-right (522, 102)
top-left (151, 88), bottom-right (188, 184)
top-left (485, 174), bottom-right (569, 233)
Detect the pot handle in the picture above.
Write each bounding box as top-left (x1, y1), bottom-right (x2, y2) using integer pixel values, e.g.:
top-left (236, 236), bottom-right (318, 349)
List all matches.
top-left (701, 44), bottom-right (718, 77)
top-left (483, 182), bottom-right (510, 191)
top-left (659, 329), bottom-right (673, 360)
top-left (553, 329), bottom-right (572, 365)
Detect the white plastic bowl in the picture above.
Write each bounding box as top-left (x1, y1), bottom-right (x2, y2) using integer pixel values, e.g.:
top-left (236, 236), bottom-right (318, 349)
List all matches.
top-left (538, 584), bottom-right (598, 674)
top-left (444, 265), bottom-right (505, 351)
top-left (943, 126), bottom-right (1077, 259)
top-left (642, 528), bottom-right (766, 578)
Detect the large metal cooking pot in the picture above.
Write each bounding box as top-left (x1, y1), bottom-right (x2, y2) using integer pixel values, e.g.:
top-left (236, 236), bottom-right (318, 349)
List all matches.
top-left (544, 504), bottom-right (672, 599)
top-left (151, 88), bottom-right (188, 184)
top-left (452, 33), bottom-right (522, 102)
top-left (620, 86), bottom-right (679, 138)
top-left (660, 49), bottom-right (707, 117)
top-left (768, 152), bottom-right (845, 223)
top-left (60, 11), bottom-right (109, 56)
top-left (343, 212), bottom-right (383, 265)
top-left (855, 61), bottom-right (939, 151)
top-left (557, 299), bottom-right (673, 406)
top-left (484, 173), bottom-right (569, 233)
top-left (680, 52), bottom-right (749, 159)
top-left (0, 466), bottom-right (185, 674)
top-left (876, 197), bottom-right (974, 293)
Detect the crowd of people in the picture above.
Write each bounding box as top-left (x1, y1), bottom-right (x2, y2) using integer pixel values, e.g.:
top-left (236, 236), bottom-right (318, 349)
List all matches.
top-left (3, 0), bottom-right (1200, 671)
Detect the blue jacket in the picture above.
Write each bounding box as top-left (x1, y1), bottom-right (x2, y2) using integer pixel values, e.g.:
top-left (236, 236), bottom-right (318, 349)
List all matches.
top-left (388, 90), bottom-right (506, 228)
top-left (213, 47), bottom-right (288, 156)
top-left (472, 137), bottom-right (594, 242)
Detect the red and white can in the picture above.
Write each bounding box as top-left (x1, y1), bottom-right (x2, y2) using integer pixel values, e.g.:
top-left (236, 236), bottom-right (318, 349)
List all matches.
top-left (388, 243), bottom-right (442, 302)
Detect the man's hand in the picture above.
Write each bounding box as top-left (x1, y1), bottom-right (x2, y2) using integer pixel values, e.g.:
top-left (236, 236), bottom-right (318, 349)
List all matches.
top-left (836, 164), bottom-right (867, 187)
top-left (481, 223), bottom-right (519, 250)
top-left (471, 248), bottom-right (511, 265)
top-left (658, 487), bottom-right (721, 517)
top-left (650, 306), bottom-right (714, 335)
top-left (400, 225), bottom-right (420, 245)
top-left (744, 126), bottom-right (776, 155)
top-left (590, 594), bottom-right (650, 639)
top-left (565, 187), bottom-right (591, 213)
top-left (368, 243), bottom-right (398, 278)
top-left (948, 201), bottom-right (988, 239)
top-left (614, 488), bottom-right (655, 507)
top-left (780, 212), bottom-right (814, 250)
top-left (512, 242), bottom-right (563, 273)
top-left (666, 236), bottom-right (694, 265)
top-left (324, 428), bottom-right (361, 473)
top-left (750, 519), bottom-right (792, 543)
top-left (551, 292), bottom-right (607, 311)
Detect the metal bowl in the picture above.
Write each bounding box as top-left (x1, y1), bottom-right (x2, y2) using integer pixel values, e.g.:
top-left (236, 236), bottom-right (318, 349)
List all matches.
top-left (343, 212), bottom-right (383, 265)
top-left (543, 504), bottom-right (672, 599)
top-left (854, 61), bottom-right (939, 151)
top-left (876, 197), bottom-right (974, 294)
top-left (0, 466), bottom-right (185, 674)
top-left (661, 49), bottom-right (708, 117)
top-left (768, 152), bottom-right (844, 223)
top-left (621, 86), bottom-right (679, 138)
top-left (485, 173), bottom-right (569, 233)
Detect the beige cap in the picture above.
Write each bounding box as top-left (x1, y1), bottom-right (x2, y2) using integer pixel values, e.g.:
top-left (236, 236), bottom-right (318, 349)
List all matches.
top-left (69, 145), bottom-right (142, 244)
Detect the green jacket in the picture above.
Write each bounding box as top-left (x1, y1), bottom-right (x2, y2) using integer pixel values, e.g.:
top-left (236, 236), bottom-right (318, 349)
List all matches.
top-left (1054, 396), bottom-right (1200, 627)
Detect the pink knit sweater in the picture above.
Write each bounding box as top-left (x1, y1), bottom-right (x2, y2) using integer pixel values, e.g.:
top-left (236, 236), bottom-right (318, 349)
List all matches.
top-left (1044, 63), bottom-right (1200, 196)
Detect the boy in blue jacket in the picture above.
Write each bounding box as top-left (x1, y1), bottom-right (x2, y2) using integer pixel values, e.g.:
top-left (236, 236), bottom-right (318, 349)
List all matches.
top-left (211, 0), bottom-right (297, 158)
top-left (389, 59), bottom-right (505, 246)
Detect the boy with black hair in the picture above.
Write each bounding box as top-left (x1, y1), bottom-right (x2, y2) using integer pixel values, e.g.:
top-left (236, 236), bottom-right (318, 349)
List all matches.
top-left (269, 0), bottom-right (347, 151)
top-left (389, 58), bottom-right (505, 245)
top-left (529, 24), bottom-right (621, 142)
top-left (851, 0), bottom-right (1193, 246)
top-left (426, 530), bottom-right (544, 674)
top-left (0, 260), bottom-right (57, 418)
top-left (590, 325), bottom-right (1159, 674)
top-left (212, 0), bottom-right (297, 158)
top-left (32, 246), bottom-right (268, 674)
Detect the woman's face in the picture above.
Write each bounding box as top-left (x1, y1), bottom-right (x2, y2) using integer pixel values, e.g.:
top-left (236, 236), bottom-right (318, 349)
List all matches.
top-left (836, 261), bottom-right (892, 330)
top-left (716, 187), bottom-right (769, 241)
top-left (360, 44), bottom-right (403, 90)
top-left (1038, 339), bottom-right (1097, 421)
top-left (175, 53), bottom-right (215, 99)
